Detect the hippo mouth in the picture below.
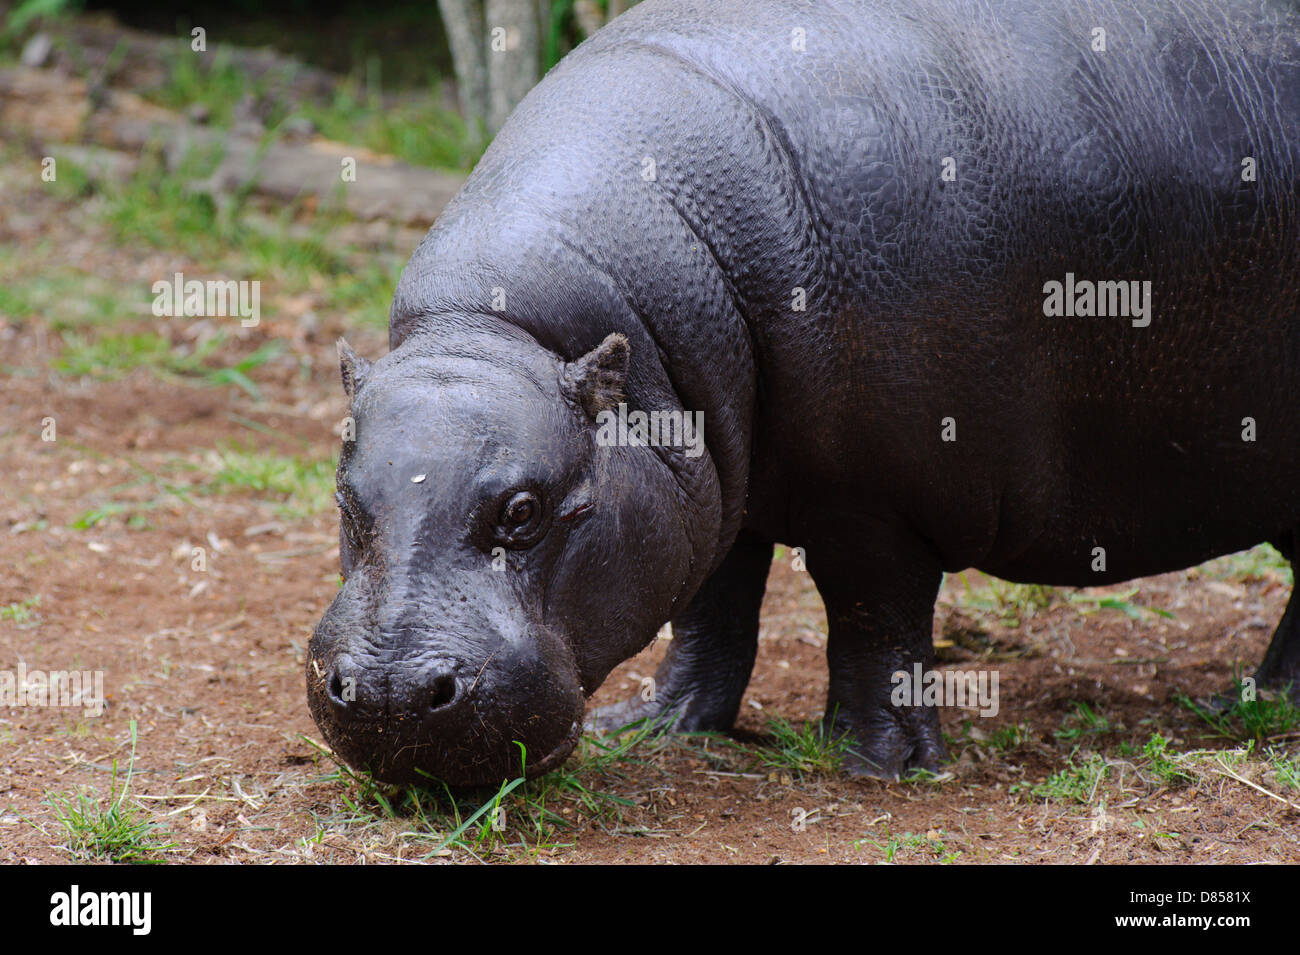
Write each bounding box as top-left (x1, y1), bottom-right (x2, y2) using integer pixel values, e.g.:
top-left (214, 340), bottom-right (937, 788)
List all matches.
top-left (524, 718), bottom-right (583, 778)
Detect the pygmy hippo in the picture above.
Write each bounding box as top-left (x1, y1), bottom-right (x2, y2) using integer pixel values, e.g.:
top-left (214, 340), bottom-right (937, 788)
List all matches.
top-left (308, 0), bottom-right (1300, 785)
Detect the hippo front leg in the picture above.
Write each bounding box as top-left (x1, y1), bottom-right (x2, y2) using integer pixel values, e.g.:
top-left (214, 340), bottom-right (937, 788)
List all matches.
top-left (588, 533), bottom-right (773, 734)
top-left (807, 530), bottom-right (947, 779)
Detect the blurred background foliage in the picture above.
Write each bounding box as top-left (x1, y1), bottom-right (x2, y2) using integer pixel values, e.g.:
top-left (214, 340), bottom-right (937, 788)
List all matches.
top-left (4, 0), bottom-right (638, 162)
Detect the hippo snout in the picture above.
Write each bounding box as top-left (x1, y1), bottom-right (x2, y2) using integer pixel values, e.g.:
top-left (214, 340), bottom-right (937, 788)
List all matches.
top-left (307, 608), bottom-right (587, 787)
top-left (323, 653), bottom-right (462, 724)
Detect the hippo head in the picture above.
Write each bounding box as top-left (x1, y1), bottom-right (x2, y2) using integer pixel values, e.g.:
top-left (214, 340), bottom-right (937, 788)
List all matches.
top-left (307, 326), bottom-right (713, 786)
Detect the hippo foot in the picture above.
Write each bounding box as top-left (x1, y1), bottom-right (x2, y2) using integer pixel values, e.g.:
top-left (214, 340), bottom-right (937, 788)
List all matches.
top-left (826, 703), bottom-right (947, 781)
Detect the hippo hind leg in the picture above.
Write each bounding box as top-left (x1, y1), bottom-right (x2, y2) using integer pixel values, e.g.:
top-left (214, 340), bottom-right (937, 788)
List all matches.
top-left (1253, 532), bottom-right (1300, 702)
top-left (586, 532), bottom-right (772, 734)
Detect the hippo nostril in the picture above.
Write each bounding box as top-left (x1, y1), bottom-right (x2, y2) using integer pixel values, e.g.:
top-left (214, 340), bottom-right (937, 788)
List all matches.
top-left (326, 658), bottom-right (354, 710)
top-left (428, 674), bottom-right (458, 712)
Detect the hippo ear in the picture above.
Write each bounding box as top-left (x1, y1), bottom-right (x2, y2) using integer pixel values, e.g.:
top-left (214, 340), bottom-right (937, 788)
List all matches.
top-left (337, 338), bottom-right (372, 399)
top-left (563, 333), bottom-right (630, 420)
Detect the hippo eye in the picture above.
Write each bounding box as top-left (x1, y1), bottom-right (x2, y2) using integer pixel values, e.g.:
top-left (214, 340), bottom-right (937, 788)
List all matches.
top-left (506, 497), bottom-right (534, 525)
top-left (495, 490), bottom-right (548, 548)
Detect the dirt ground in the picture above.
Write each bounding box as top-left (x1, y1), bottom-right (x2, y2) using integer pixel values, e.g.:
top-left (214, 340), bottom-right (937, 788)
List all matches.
top-left (2, 41), bottom-right (1299, 866)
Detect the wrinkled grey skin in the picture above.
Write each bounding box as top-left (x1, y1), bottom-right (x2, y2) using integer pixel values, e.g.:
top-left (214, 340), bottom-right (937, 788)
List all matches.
top-left (309, 0), bottom-right (1300, 786)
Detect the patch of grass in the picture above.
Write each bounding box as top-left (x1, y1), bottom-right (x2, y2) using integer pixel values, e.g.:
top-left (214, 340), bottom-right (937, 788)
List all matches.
top-left (0, 595), bottom-right (41, 623)
top-left (91, 151), bottom-right (407, 320)
top-left (1178, 678), bottom-right (1300, 743)
top-left (951, 573), bottom-right (1173, 626)
top-left (0, 267), bottom-right (138, 329)
top-left (429, 769), bottom-right (527, 856)
top-left (1066, 586), bottom-right (1174, 620)
top-left (207, 445), bottom-right (335, 517)
top-left (53, 331), bottom-right (282, 399)
top-left (69, 461), bottom-right (199, 531)
top-left (1025, 751), bottom-right (1110, 803)
top-left (100, 149), bottom-right (228, 254)
top-left (1140, 733), bottom-right (1195, 786)
top-left (46, 720), bottom-right (175, 863)
top-left (1121, 740), bottom-right (1300, 799)
top-left (146, 43), bottom-right (479, 171)
top-left (862, 831), bottom-right (920, 862)
top-left (3, 0), bottom-right (83, 39)
top-left (42, 153), bottom-right (94, 201)
top-left (99, 149), bottom-right (351, 283)
top-left (199, 342), bottom-right (285, 397)
top-left (757, 713), bottom-right (853, 778)
top-left (868, 832), bottom-right (907, 863)
top-left (301, 83), bottom-right (480, 171)
top-left (501, 720), bottom-right (669, 849)
top-left (71, 498), bottom-right (160, 530)
top-left (1198, 543), bottom-right (1293, 586)
top-left (900, 767), bottom-right (954, 786)
top-left (12, 135), bottom-right (404, 335)
top-left (950, 573), bottom-right (1056, 627)
top-left (149, 45), bottom-right (272, 129)
top-left (1268, 749), bottom-right (1300, 791)
top-left (70, 446), bottom-right (336, 528)
top-left (53, 330), bottom-right (176, 376)
top-left (942, 718), bottom-right (973, 748)
top-left (1055, 701), bottom-right (1114, 742)
top-left (1206, 742), bottom-right (1253, 773)
top-left (986, 722), bottom-right (1032, 751)
top-left (859, 829), bottom-right (962, 863)
top-left (303, 720), bottom-right (670, 860)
